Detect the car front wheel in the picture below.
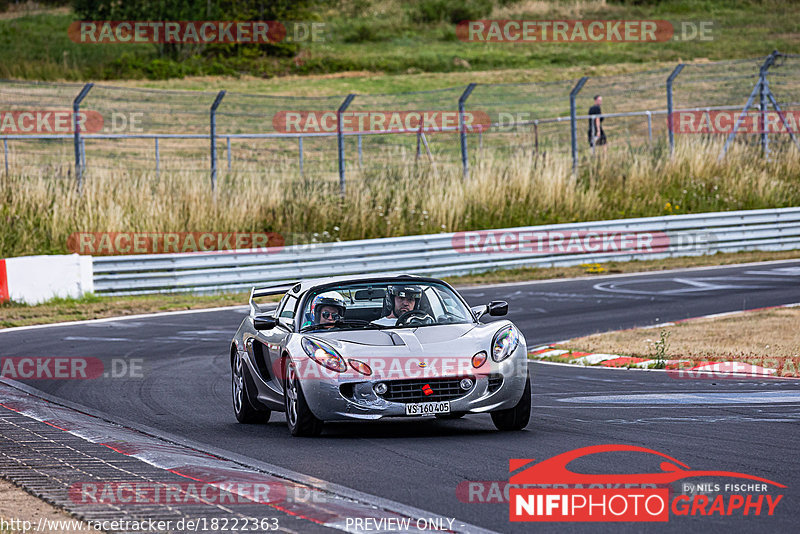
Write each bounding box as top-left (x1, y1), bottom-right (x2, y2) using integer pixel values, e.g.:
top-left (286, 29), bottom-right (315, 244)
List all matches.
top-left (284, 359), bottom-right (323, 437)
top-left (490, 372), bottom-right (531, 431)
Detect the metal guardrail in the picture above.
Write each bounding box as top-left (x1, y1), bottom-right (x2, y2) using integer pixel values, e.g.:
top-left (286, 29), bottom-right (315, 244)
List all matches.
top-left (91, 207), bottom-right (800, 296)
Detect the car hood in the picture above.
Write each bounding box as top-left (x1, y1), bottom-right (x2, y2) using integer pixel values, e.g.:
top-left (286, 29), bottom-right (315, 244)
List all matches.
top-left (317, 324), bottom-right (477, 347)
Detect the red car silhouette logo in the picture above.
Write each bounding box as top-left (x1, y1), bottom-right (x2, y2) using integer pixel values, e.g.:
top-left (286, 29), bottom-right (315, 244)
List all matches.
top-left (510, 444), bottom-right (785, 487)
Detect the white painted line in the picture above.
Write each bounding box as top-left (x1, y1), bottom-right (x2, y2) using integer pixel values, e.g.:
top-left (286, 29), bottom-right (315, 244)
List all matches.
top-left (559, 391), bottom-right (800, 404)
top-left (531, 359), bottom-right (665, 373)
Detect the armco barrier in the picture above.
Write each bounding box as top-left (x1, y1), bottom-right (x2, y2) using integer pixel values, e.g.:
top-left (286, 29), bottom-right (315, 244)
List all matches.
top-left (90, 207), bottom-right (800, 296)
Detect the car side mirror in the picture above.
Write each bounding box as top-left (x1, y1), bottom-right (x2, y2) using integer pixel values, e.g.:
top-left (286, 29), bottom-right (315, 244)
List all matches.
top-left (253, 315), bottom-right (278, 330)
top-left (488, 300), bottom-right (508, 317)
top-left (471, 305), bottom-right (488, 319)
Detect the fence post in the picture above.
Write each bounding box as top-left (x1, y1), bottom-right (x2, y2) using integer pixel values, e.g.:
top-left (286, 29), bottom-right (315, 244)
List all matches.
top-left (646, 111), bottom-right (652, 143)
top-left (760, 70), bottom-right (769, 159)
top-left (209, 90), bottom-right (226, 192)
top-left (570, 77), bottom-right (588, 174)
top-left (227, 136), bottom-right (232, 171)
top-left (720, 51), bottom-right (778, 160)
top-left (758, 51), bottom-right (781, 159)
top-left (155, 137), bottom-right (160, 177)
top-left (3, 139), bottom-right (8, 175)
top-left (337, 94), bottom-right (356, 196)
top-left (533, 119), bottom-right (539, 156)
top-left (666, 63), bottom-right (685, 156)
top-left (459, 83), bottom-right (477, 179)
top-left (73, 83), bottom-right (93, 192)
top-left (357, 134), bottom-right (363, 168)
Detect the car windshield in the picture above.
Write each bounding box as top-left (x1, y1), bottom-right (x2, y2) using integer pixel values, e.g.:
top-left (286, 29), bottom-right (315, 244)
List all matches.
top-left (299, 281), bottom-right (473, 331)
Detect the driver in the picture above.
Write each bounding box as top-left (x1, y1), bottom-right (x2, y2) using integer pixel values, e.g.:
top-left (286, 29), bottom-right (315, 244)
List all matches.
top-left (372, 285), bottom-right (422, 326)
top-left (302, 291), bottom-right (347, 328)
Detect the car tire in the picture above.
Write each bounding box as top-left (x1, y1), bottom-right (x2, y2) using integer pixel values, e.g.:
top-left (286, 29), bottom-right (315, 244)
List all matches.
top-left (284, 359), bottom-right (323, 437)
top-left (490, 372), bottom-right (531, 431)
top-left (232, 351), bottom-right (270, 424)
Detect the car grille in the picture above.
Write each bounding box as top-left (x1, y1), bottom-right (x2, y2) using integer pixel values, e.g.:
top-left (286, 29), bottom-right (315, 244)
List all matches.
top-left (487, 374), bottom-right (503, 393)
top-left (380, 378), bottom-right (470, 403)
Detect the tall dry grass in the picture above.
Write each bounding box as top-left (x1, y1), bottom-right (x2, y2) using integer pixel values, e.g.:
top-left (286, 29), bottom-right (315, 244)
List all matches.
top-left (1, 137), bottom-right (799, 257)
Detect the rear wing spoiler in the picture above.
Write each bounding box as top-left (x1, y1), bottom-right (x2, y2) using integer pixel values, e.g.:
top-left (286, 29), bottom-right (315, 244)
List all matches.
top-left (249, 282), bottom-right (300, 317)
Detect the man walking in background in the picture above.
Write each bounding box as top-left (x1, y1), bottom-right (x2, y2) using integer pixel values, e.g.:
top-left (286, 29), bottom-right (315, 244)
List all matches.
top-left (588, 95), bottom-right (607, 154)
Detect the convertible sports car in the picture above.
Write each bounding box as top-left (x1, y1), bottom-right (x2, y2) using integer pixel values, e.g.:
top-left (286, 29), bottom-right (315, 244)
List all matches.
top-left (229, 274), bottom-right (531, 436)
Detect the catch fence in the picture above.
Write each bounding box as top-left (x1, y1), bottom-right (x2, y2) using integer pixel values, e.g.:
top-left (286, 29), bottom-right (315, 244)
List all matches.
top-left (2, 51), bottom-right (800, 191)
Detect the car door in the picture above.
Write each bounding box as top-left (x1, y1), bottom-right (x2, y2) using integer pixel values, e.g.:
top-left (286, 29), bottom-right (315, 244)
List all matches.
top-left (261, 292), bottom-right (298, 394)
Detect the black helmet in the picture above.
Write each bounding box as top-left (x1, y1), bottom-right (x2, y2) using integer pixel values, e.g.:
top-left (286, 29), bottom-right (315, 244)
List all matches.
top-left (383, 285), bottom-right (422, 317)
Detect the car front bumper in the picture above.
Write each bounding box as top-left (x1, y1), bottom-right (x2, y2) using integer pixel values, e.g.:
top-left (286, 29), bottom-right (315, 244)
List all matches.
top-left (298, 347), bottom-right (530, 421)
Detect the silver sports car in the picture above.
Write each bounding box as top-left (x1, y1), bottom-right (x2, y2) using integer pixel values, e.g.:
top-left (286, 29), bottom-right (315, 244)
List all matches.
top-left (229, 274), bottom-right (531, 436)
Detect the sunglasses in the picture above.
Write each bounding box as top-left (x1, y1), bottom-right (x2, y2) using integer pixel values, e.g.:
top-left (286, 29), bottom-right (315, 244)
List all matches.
top-left (321, 311), bottom-right (341, 320)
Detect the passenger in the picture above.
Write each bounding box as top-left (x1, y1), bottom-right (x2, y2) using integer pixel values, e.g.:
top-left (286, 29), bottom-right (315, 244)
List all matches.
top-left (372, 285), bottom-right (422, 326)
top-left (302, 291), bottom-right (347, 329)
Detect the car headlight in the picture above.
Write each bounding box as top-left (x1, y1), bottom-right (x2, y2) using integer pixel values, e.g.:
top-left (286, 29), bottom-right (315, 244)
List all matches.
top-left (301, 337), bottom-right (348, 372)
top-left (491, 325), bottom-right (519, 362)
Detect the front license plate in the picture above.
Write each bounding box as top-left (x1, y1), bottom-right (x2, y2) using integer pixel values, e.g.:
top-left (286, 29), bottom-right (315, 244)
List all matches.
top-left (405, 401), bottom-right (450, 416)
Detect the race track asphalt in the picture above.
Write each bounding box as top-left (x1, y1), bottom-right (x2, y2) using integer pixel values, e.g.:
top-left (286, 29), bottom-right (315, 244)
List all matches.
top-left (2, 260), bottom-right (799, 533)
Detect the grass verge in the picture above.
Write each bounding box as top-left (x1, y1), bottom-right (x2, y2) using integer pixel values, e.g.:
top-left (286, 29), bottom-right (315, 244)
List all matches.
top-left (551, 306), bottom-right (800, 377)
top-left (1, 250), bottom-right (797, 329)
